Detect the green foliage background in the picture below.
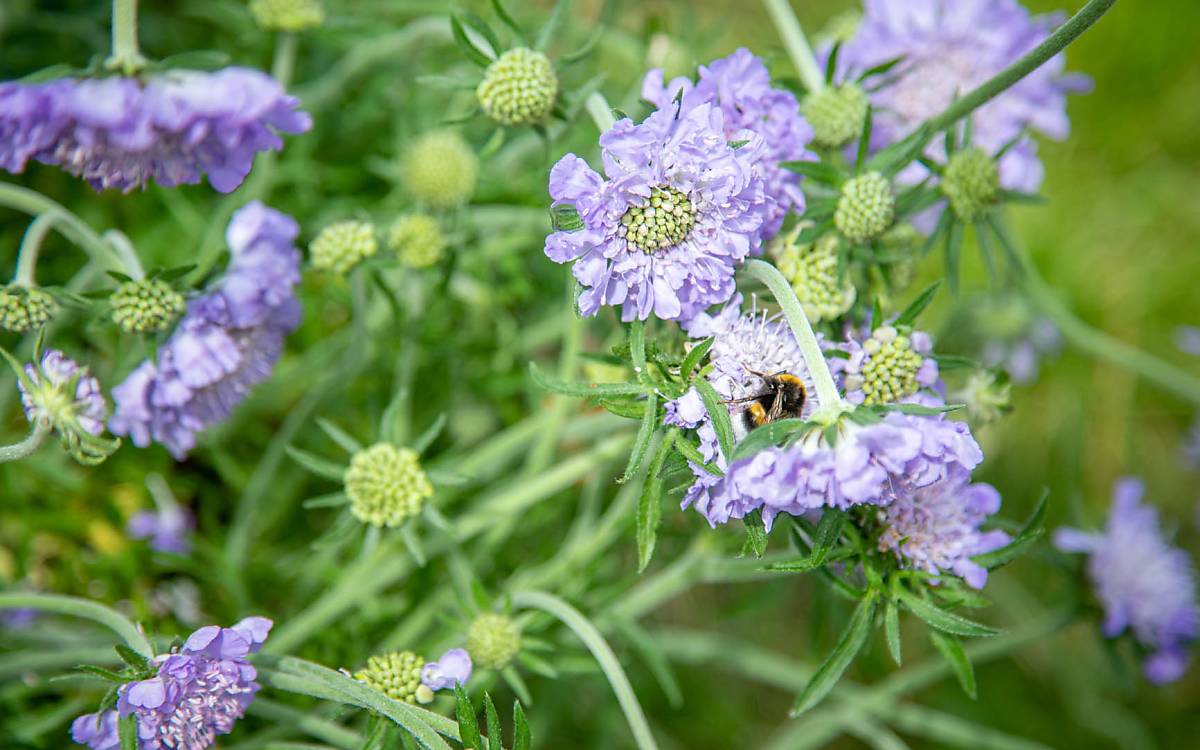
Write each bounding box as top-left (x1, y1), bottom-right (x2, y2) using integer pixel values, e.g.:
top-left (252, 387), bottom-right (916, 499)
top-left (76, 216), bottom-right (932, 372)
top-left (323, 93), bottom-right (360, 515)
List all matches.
top-left (0, 1), bottom-right (1197, 748)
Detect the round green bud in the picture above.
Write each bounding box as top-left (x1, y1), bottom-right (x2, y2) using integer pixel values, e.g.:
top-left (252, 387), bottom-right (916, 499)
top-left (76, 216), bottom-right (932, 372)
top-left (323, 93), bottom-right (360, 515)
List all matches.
top-left (249, 0), bottom-right (325, 31)
top-left (942, 147), bottom-right (999, 221)
top-left (619, 186), bottom-right (697, 253)
top-left (845, 325), bottom-right (924, 405)
top-left (466, 613), bottom-right (521, 670)
top-left (477, 47), bottom-right (559, 127)
top-left (0, 286), bottom-right (55, 333)
top-left (803, 84), bottom-right (868, 149)
top-left (356, 651), bottom-right (426, 703)
top-left (954, 369), bottom-right (1012, 426)
top-left (344, 443), bottom-right (433, 528)
top-left (387, 214), bottom-right (446, 269)
top-left (110, 278), bottom-right (185, 335)
top-left (402, 130), bottom-right (478, 209)
top-left (310, 220), bottom-right (378, 275)
top-left (835, 171), bottom-right (895, 244)
top-left (769, 226), bottom-right (856, 322)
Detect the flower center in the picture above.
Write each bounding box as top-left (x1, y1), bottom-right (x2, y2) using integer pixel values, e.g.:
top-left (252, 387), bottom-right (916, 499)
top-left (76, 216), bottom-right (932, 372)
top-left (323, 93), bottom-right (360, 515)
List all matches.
top-left (619, 186), bottom-right (696, 253)
top-left (858, 329), bottom-right (923, 405)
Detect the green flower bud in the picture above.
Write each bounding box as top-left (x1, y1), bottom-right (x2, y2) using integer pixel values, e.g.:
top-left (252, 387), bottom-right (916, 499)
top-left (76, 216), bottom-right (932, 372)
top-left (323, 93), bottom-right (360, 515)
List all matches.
top-left (356, 651), bottom-right (426, 703)
top-left (0, 286), bottom-right (55, 333)
top-left (344, 443), bottom-right (433, 527)
top-left (249, 0), bottom-right (325, 32)
top-left (310, 220), bottom-right (378, 275)
top-left (803, 84), bottom-right (868, 149)
top-left (619, 186), bottom-right (697, 253)
top-left (942, 147), bottom-right (999, 221)
top-left (466, 613), bottom-right (521, 670)
top-left (402, 130), bottom-right (478, 209)
top-left (110, 278), bottom-right (185, 334)
top-left (953, 370), bottom-right (1012, 426)
top-left (769, 226), bottom-right (855, 322)
top-left (844, 325), bottom-right (925, 405)
top-left (477, 48), bottom-right (559, 127)
top-left (388, 214), bottom-right (446, 269)
top-left (835, 171), bottom-right (895, 244)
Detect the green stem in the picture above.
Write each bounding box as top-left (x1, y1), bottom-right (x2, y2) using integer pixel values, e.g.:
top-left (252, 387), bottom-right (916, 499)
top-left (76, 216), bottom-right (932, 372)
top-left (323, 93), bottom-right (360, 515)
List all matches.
top-left (512, 590), bottom-right (659, 750)
top-left (0, 421), bottom-right (50, 462)
top-left (0, 183), bottom-right (126, 273)
top-left (585, 91), bottom-right (617, 132)
top-left (745, 259), bottom-right (847, 417)
top-left (13, 214), bottom-right (56, 286)
top-left (760, 0), bottom-right (825, 94)
top-left (272, 32), bottom-right (299, 88)
top-left (0, 592), bottom-right (154, 658)
top-left (925, 0), bottom-right (1117, 135)
top-left (107, 0), bottom-right (147, 74)
top-left (103, 229), bottom-right (145, 280)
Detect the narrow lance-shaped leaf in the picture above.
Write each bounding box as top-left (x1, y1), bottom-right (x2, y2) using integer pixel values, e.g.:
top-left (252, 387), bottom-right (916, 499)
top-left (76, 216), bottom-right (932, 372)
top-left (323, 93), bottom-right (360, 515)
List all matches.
top-left (528, 362), bottom-right (646, 397)
top-left (636, 431), bottom-right (672, 572)
top-left (884, 599), bottom-right (902, 665)
top-left (972, 488), bottom-right (1049, 570)
top-left (791, 594), bottom-right (878, 716)
top-left (454, 683), bottom-right (483, 750)
top-left (895, 588), bottom-right (999, 637)
top-left (742, 508), bottom-right (769, 558)
top-left (893, 281), bottom-right (942, 327)
top-left (450, 14), bottom-right (495, 67)
top-left (483, 692), bottom-right (504, 750)
top-left (693, 378), bottom-right (734, 461)
top-left (680, 336), bottom-right (713, 379)
top-left (619, 394), bottom-right (658, 484)
top-left (810, 509), bottom-right (846, 567)
top-left (119, 714), bottom-right (138, 750)
top-left (930, 630), bottom-right (977, 699)
top-left (285, 446), bottom-right (346, 482)
top-left (512, 702), bottom-right (531, 750)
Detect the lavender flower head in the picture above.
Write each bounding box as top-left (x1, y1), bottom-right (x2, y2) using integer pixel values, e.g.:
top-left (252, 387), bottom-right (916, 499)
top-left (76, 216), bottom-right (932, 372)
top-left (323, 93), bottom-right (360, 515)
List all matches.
top-left (19, 348), bottom-right (107, 436)
top-left (1054, 478), bottom-right (1198, 683)
top-left (0, 67), bottom-right (310, 193)
top-left (642, 48), bottom-right (814, 242)
top-left (71, 617), bottom-right (272, 750)
top-left (878, 474), bottom-right (1009, 589)
top-left (834, 0), bottom-right (1088, 192)
top-left (420, 647), bottom-right (473, 693)
top-left (545, 103), bottom-right (772, 321)
top-left (128, 506), bottom-right (194, 555)
top-left (109, 202), bottom-right (302, 458)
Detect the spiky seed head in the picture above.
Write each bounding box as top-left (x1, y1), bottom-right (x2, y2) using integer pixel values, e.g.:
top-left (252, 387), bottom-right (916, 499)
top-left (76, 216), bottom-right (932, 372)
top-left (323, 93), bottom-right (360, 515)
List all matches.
top-left (942, 147), bottom-right (1000, 221)
top-left (466, 613), bottom-right (521, 670)
top-left (388, 214), bottom-right (447, 269)
top-left (0, 286), bottom-right (55, 333)
top-left (356, 651), bottom-right (426, 703)
top-left (844, 325), bottom-right (925, 405)
top-left (476, 48), bottom-right (559, 126)
top-left (110, 278), bottom-right (185, 334)
top-left (835, 171), bottom-right (895, 243)
top-left (619, 186), bottom-right (697, 253)
top-left (803, 83), bottom-right (869, 149)
top-left (310, 220), bottom-right (378, 275)
top-left (344, 443), bottom-right (433, 527)
top-left (402, 130), bottom-right (478, 209)
top-left (769, 227), bottom-right (856, 322)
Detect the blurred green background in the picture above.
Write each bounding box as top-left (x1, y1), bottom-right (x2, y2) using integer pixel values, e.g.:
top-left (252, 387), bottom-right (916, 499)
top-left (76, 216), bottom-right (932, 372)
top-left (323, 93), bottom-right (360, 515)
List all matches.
top-left (1, 1), bottom-right (1197, 748)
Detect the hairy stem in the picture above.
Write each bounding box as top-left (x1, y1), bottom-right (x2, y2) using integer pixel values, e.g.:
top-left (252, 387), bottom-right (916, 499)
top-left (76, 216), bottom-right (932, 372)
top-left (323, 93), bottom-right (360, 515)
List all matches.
top-left (512, 590), bottom-right (659, 750)
top-left (0, 421), bottom-right (50, 462)
top-left (761, 0), bottom-right (825, 94)
top-left (926, 0), bottom-right (1117, 135)
top-left (0, 592), bottom-right (154, 658)
top-left (746, 259), bottom-right (847, 416)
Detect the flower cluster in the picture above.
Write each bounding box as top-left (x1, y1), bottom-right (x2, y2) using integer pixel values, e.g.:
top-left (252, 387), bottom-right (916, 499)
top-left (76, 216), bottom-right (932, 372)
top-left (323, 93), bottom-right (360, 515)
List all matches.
top-left (1055, 478), bottom-right (1198, 683)
top-left (832, 323), bottom-right (940, 406)
top-left (0, 68), bottom-right (310, 192)
top-left (71, 617), bottom-right (272, 750)
top-left (109, 202), bottom-right (302, 458)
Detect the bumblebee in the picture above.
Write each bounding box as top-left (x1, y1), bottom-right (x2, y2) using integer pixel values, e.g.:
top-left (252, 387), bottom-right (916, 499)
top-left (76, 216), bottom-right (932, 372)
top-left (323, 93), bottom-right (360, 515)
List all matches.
top-left (727, 370), bottom-right (808, 431)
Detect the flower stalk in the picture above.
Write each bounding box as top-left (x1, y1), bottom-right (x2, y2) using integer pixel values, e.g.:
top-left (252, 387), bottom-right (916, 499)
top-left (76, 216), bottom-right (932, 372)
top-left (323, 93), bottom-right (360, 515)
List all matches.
top-left (760, 0), bottom-right (825, 94)
top-left (0, 420), bottom-right (50, 462)
top-left (108, 0), bottom-right (148, 74)
top-left (585, 91), bottom-right (617, 133)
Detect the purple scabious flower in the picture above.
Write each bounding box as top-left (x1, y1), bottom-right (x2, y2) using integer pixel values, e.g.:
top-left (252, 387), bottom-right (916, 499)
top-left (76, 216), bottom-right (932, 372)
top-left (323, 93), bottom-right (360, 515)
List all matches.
top-left (1054, 478), bottom-right (1198, 684)
top-left (544, 103), bottom-right (771, 321)
top-left (70, 618), bottom-right (272, 750)
top-left (642, 48), bottom-right (814, 242)
top-left (109, 202), bottom-right (302, 458)
top-left (0, 68), bottom-right (310, 193)
top-left (830, 323), bottom-right (940, 406)
top-left (19, 348), bottom-right (107, 435)
top-left (684, 410), bottom-right (983, 529)
top-left (128, 506), bottom-right (194, 555)
top-left (877, 474), bottom-right (1009, 589)
top-left (834, 0), bottom-right (1088, 193)
top-left (420, 648), bottom-right (473, 692)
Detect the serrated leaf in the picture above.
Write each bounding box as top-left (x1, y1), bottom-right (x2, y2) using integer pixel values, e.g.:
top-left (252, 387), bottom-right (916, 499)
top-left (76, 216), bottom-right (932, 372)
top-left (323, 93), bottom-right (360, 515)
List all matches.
top-left (483, 692), bottom-right (503, 750)
top-left (450, 14), bottom-right (495, 67)
top-left (528, 362), bottom-right (645, 397)
top-left (693, 379), bottom-right (734, 461)
top-left (896, 589), bottom-right (998, 637)
top-left (636, 432), bottom-right (671, 572)
top-left (454, 683), bottom-right (482, 750)
top-left (285, 446), bottom-right (346, 481)
top-left (791, 594), bottom-right (877, 716)
top-left (114, 645), bottom-right (148, 671)
top-left (893, 281), bottom-right (941, 327)
top-left (619, 397), bottom-right (659, 484)
top-left (743, 509), bottom-right (768, 558)
top-left (513, 702), bottom-right (531, 750)
top-left (884, 599), bottom-right (902, 665)
top-left (680, 337), bottom-right (714, 378)
top-left (930, 630), bottom-right (977, 699)
top-left (972, 488), bottom-right (1048, 570)
top-left (549, 203), bottom-right (584, 232)
top-left (316, 418), bottom-right (362, 454)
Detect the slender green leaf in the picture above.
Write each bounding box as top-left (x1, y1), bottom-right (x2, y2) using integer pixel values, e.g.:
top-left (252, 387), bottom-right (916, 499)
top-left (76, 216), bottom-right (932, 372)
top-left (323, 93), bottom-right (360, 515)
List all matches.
top-left (810, 509), bottom-right (845, 566)
top-left (628, 320), bottom-right (647, 371)
top-left (490, 0), bottom-right (524, 37)
top-left (930, 630), bottom-right (977, 699)
top-left (855, 106), bottom-right (873, 170)
top-left (614, 619), bottom-right (684, 709)
top-left (972, 489), bottom-right (1049, 570)
top-left (884, 599), bottom-right (902, 665)
top-left (454, 684), bottom-right (482, 750)
top-left (114, 645), bottom-right (148, 671)
top-left (729, 418), bottom-right (811, 461)
top-left (528, 362), bottom-right (645, 397)
top-left (596, 397), bottom-right (645, 419)
top-left (516, 650), bottom-right (558, 679)
top-left (743, 509), bottom-right (768, 558)
top-left (636, 432), bottom-right (672, 572)
top-left (535, 0), bottom-right (570, 51)
top-left (456, 12), bottom-right (500, 58)
top-left (512, 702), bottom-right (531, 750)
top-left (302, 492), bottom-right (349, 509)
top-left (782, 160), bottom-right (843, 186)
top-left (411, 414), bottom-right (447, 455)
top-left (450, 14), bottom-right (494, 67)
top-left (791, 595), bottom-right (877, 716)
top-left (619, 396), bottom-right (659, 484)
top-left (316, 418), bottom-right (362, 454)
top-left (932, 354), bottom-right (976, 370)
top-left (880, 402), bottom-right (962, 416)
top-left (285, 446), bottom-right (346, 481)
top-left (483, 693), bottom-right (503, 750)
top-left (119, 713), bottom-right (138, 750)
top-left (896, 589), bottom-right (999, 637)
top-left (680, 337), bottom-right (714, 378)
top-left (856, 56), bottom-right (903, 82)
top-left (500, 667), bottom-right (532, 706)
top-left (893, 281), bottom-right (942, 327)
top-left (944, 221), bottom-right (964, 293)
top-left (75, 664), bottom-right (128, 683)
top-left (693, 379), bottom-right (734, 461)
top-left (671, 432), bottom-right (722, 475)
